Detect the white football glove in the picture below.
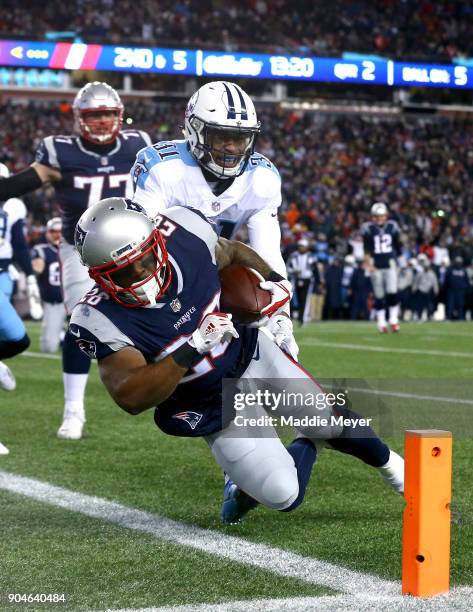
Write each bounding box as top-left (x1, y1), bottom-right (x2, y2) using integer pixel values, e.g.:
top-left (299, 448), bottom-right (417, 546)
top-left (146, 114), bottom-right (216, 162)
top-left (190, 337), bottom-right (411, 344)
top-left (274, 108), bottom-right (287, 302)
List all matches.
top-left (249, 270), bottom-right (293, 327)
top-left (189, 312), bottom-right (239, 354)
top-left (266, 314), bottom-right (299, 360)
top-left (26, 274), bottom-right (43, 321)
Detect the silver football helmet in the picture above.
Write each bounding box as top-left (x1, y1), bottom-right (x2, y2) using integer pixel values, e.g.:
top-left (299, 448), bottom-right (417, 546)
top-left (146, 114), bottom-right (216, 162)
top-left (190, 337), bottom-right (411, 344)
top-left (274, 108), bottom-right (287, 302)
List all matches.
top-left (73, 82), bottom-right (124, 144)
top-left (75, 198), bottom-right (170, 307)
top-left (183, 81), bottom-right (260, 178)
top-left (370, 202), bottom-right (388, 217)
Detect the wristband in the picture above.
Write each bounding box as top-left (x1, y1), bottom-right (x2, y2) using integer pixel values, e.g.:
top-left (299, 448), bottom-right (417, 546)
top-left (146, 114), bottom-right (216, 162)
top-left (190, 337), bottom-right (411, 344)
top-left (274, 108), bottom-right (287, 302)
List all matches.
top-left (267, 271), bottom-right (285, 282)
top-left (172, 342), bottom-right (202, 369)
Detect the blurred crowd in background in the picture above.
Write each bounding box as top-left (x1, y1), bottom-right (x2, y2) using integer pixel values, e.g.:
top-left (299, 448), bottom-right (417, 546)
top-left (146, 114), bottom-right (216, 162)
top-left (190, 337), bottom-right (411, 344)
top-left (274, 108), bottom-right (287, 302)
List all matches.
top-left (1, 0), bottom-right (473, 61)
top-left (1, 97), bottom-right (472, 321)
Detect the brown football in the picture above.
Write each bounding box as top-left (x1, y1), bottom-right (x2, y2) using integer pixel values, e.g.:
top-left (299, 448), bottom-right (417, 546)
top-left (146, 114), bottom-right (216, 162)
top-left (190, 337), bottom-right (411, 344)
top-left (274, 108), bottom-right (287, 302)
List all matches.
top-left (219, 264), bottom-right (272, 324)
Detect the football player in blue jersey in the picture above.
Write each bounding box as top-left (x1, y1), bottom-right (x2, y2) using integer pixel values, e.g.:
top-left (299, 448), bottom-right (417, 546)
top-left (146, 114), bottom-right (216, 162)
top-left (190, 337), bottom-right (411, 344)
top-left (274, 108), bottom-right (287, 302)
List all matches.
top-left (0, 82), bottom-right (152, 440)
top-left (32, 217), bottom-right (66, 353)
top-left (362, 202), bottom-right (402, 333)
top-left (132, 81), bottom-right (298, 361)
top-left (0, 162), bottom-right (42, 399)
top-left (70, 197), bottom-right (404, 524)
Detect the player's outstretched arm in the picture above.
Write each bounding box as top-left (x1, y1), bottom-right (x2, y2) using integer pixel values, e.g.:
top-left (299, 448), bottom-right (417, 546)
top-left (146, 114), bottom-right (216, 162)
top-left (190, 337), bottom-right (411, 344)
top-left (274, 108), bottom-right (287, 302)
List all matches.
top-left (98, 346), bottom-right (188, 415)
top-left (0, 162), bottom-right (61, 200)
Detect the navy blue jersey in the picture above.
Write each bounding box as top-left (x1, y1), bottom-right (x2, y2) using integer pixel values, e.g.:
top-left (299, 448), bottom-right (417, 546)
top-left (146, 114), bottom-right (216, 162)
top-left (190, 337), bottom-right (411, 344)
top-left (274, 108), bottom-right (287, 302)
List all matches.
top-left (31, 242), bottom-right (62, 303)
top-left (35, 130), bottom-right (152, 245)
top-left (361, 220), bottom-right (401, 269)
top-left (69, 207), bottom-right (258, 438)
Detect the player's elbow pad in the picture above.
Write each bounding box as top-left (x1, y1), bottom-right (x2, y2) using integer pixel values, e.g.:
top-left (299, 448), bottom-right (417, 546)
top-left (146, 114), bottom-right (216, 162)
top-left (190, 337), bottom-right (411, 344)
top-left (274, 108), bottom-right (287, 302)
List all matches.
top-left (0, 167), bottom-right (42, 199)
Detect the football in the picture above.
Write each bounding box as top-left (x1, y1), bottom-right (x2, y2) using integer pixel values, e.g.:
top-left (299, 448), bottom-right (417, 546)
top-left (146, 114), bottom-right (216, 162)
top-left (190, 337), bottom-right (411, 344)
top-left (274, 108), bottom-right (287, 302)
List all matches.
top-left (219, 264), bottom-right (272, 324)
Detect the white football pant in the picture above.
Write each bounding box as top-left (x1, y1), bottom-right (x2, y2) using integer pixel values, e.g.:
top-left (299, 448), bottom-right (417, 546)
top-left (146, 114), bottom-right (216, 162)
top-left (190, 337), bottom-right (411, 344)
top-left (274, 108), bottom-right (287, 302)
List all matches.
top-left (206, 330), bottom-right (343, 510)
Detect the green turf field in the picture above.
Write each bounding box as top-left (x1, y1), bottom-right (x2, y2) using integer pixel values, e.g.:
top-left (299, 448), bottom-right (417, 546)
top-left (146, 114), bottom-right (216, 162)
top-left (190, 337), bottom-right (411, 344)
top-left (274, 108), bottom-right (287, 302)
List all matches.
top-left (1, 321), bottom-right (472, 611)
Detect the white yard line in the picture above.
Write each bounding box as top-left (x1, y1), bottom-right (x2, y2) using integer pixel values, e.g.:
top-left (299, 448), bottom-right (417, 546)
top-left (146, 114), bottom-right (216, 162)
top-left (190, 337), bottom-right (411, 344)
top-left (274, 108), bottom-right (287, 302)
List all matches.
top-left (298, 339), bottom-right (473, 358)
top-left (22, 350), bottom-right (61, 360)
top-left (2, 472), bottom-right (472, 611)
top-left (0, 470), bottom-right (397, 597)
top-left (108, 589), bottom-right (473, 612)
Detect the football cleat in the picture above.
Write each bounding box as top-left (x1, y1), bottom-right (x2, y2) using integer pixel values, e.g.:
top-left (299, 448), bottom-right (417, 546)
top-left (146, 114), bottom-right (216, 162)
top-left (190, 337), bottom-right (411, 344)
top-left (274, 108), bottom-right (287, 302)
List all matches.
top-left (221, 478), bottom-right (258, 524)
top-left (57, 416), bottom-right (84, 440)
top-left (0, 441), bottom-right (9, 455)
top-left (390, 323), bottom-right (400, 333)
top-left (378, 325), bottom-right (388, 334)
top-left (378, 449), bottom-right (404, 495)
top-left (0, 361), bottom-right (16, 391)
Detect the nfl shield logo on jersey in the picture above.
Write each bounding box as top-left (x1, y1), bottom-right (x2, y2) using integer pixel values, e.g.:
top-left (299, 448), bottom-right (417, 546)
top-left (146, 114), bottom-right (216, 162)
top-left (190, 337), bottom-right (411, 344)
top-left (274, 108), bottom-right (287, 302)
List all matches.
top-left (172, 411), bottom-right (203, 430)
top-left (211, 201), bottom-right (221, 213)
top-left (170, 298), bottom-right (182, 313)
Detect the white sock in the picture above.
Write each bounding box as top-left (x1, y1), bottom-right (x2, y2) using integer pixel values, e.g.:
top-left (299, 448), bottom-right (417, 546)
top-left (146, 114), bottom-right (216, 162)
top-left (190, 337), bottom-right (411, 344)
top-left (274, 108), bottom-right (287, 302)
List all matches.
top-left (376, 309), bottom-right (387, 326)
top-left (388, 304), bottom-right (399, 325)
top-left (63, 373), bottom-right (88, 422)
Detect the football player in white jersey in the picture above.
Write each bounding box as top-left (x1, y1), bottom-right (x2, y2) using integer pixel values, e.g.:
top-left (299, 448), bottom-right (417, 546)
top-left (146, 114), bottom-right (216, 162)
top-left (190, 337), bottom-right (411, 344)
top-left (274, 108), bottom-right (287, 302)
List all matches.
top-left (0, 162), bottom-right (42, 395)
top-left (131, 81), bottom-right (297, 359)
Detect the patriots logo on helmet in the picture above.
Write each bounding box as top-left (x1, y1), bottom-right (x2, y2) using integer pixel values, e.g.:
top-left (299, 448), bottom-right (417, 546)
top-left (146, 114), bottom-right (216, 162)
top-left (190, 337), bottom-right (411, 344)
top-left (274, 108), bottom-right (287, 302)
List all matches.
top-left (124, 200), bottom-right (145, 213)
top-left (75, 225), bottom-right (87, 249)
top-left (172, 411), bottom-right (203, 430)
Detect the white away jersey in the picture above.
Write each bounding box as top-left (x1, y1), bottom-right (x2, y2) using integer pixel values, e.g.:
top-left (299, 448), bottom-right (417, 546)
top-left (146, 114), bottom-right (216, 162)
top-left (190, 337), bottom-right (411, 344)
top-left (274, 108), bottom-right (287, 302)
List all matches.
top-left (0, 197), bottom-right (27, 260)
top-left (131, 139), bottom-right (286, 276)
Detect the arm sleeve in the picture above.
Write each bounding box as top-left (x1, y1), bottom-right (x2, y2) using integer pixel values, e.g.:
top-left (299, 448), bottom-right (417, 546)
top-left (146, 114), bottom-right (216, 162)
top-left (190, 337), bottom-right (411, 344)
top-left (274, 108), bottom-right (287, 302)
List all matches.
top-left (131, 148), bottom-right (168, 218)
top-left (247, 208), bottom-right (287, 278)
top-left (11, 219), bottom-right (34, 276)
top-left (0, 167), bottom-right (43, 200)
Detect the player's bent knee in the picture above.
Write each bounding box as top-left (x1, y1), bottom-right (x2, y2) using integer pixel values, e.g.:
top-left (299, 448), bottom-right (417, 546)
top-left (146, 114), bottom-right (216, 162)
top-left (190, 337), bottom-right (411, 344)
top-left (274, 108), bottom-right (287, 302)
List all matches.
top-left (260, 467), bottom-right (299, 510)
top-left (0, 333), bottom-right (30, 359)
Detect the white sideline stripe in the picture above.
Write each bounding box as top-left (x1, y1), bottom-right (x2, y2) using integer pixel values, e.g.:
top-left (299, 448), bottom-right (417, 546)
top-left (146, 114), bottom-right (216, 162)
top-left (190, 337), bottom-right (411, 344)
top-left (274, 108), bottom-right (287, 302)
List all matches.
top-left (0, 470), bottom-right (398, 597)
top-left (350, 387), bottom-right (473, 406)
top-left (109, 589), bottom-right (473, 612)
top-left (299, 339), bottom-right (473, 359)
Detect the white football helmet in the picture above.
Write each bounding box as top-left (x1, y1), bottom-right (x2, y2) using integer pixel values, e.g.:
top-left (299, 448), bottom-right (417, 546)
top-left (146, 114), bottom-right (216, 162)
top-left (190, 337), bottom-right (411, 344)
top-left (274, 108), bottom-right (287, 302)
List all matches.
top-left (183, 81), bottom-right (260, 178)
top-left (75, 198), bottom-right (170, 307)
top-left (370, 202), bottom-right (388, 217)
top-left (73, 82), bottom-right (124, 145)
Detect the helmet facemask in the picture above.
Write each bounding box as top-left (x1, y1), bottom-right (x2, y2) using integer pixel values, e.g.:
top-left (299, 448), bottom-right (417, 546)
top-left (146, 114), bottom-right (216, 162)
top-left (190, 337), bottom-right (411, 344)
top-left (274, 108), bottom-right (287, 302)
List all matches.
top-left (187, 116), bottom-right (258, 178)
top-left (89, 229), bottom-right (171, 307)
top-left (76, 108), bottom-right (123, 145)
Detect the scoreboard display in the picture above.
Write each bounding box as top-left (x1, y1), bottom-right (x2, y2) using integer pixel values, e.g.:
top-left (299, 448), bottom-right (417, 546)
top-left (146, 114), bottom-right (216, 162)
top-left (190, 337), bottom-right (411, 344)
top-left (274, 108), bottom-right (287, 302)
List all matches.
top-left (0, 39), bottom-right (471, 89)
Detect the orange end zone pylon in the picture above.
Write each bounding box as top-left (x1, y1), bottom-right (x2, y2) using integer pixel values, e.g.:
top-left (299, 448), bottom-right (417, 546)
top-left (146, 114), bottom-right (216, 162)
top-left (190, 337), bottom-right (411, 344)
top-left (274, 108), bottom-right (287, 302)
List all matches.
top-left (402, 429), bottom-right (452, 597)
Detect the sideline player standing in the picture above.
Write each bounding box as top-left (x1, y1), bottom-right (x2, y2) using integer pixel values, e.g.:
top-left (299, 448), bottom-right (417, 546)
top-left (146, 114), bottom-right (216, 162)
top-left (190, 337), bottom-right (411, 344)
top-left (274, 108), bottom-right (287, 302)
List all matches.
top-left (69, 198), bottom-right (404, 524)
top-left (0, 83), bottom-right (152, 439)
top-left (131, 81), bottom-right (298, 359)
top-left (31, 217), bottom-right (66, 353)
top-left (362, 202), bottom-right (402, 333)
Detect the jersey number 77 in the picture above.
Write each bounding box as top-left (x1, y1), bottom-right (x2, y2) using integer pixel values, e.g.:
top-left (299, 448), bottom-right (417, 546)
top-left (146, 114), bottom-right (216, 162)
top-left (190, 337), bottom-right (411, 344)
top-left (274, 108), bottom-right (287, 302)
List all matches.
top-left (74, 174), bottom-right (133, 207)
